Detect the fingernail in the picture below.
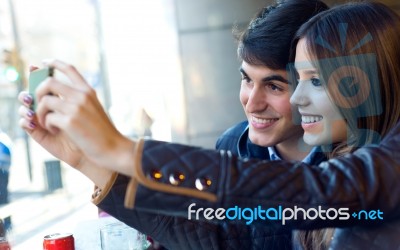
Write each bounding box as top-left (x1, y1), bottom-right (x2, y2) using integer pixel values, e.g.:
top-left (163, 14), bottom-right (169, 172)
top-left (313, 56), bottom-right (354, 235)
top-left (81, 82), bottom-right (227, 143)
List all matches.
top-left (29, 121), bottom-right (36, 129)
top-left (23, 95), bottom-right (33, 104)
top-left (27, 110), bottom-right (35, 118)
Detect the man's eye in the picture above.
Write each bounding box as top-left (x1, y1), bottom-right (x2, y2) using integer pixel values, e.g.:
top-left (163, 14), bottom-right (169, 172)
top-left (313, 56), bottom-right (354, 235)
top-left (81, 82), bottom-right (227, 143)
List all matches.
top-left (241, 75), bottom-right (251, 83)
top-left (311, 78), bottom-right (321, 86)
top-left (267, 83), bottom-right (283, 92)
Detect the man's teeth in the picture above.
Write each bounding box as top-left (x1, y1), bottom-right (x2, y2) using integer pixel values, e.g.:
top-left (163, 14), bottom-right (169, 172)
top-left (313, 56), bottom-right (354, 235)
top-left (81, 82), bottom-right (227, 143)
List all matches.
top-left (252, 117), bottom-right (278, 124)
top-left (301, 115), bottom-right (323, 123)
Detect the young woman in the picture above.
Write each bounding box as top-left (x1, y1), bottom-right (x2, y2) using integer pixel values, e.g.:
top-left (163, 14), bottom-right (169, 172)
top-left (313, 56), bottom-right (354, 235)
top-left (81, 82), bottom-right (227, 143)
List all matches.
top-left (18, 1), bottom-right (400, 249)
top-left (289, 2), bottom-right (400, 249)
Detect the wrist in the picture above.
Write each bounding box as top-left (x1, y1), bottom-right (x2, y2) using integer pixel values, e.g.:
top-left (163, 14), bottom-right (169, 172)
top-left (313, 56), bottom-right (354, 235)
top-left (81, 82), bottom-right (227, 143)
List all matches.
top-left (77, 157), bottom-right (116, 189)
top-left (105, 135), bottom-right (138, 177)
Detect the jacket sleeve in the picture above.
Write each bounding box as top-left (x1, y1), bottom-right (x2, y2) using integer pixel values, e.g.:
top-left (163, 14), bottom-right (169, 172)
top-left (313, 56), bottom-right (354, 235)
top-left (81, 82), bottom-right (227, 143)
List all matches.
top-left (93, 174), bottom-right (293, 250)
top-left (92, 174), bottom-right (226, 250)
top-left (100, 121), bottom-right (400, 229)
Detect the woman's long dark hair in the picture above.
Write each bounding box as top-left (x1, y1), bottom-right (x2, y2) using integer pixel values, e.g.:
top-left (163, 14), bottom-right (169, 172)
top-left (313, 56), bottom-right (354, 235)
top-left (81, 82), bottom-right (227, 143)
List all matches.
top-left (290, 2), bottom-right (400, 249)
top-left (291, 1), bottom-right (400, 156)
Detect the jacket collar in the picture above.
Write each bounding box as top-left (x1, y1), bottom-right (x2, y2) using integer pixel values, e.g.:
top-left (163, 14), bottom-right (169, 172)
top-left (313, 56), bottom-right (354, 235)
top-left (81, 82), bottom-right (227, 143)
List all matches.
top-left (237, 124), bottom-right (326, 164)
top-left (237, 125), bottom-right (270, 159)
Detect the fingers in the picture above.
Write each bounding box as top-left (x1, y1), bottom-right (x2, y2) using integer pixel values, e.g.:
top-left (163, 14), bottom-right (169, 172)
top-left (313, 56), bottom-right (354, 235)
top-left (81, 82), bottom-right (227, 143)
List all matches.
top-left (35, 94), bottom-right (71, 128)
top-left (35, 77), bottom-right (83, 104)
top-left (19, 95), bottom-right (66, 135)
top-left (18, 105), bottom-right (35, 121)
top-left (43, 112), bottom-right (66, 135)
top-left (20, 60), bottom-right (103, 142)
top-left (18, 91), bottom-right (36, 132)
top-left (29, 65), bottom-right (39, 72)
top-left (18, 117), bottom-right (36, 131)
top-left (28, 59), bottom-right (95, 110)
top-left (18, 105), bottom-right (60, 141)
top-left (42, 59), bottom-right (89, 89)
top-left (18, 91), bottom-right (33, 108)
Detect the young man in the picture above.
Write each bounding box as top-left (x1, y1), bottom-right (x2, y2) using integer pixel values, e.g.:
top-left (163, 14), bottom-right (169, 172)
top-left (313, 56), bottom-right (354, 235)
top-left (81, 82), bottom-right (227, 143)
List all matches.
top-left (217, 0), bottom-right (327, 165)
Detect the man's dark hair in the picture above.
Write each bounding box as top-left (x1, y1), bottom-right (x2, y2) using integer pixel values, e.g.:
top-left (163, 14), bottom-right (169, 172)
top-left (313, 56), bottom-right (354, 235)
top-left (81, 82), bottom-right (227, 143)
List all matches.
top-left (235, 0), bottom-right (329, 69)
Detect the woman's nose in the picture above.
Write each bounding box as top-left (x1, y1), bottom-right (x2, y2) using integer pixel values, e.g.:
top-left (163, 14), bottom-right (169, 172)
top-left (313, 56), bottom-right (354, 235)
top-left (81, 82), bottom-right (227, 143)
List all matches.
top-left (290, 81), bottom-right (308, 106)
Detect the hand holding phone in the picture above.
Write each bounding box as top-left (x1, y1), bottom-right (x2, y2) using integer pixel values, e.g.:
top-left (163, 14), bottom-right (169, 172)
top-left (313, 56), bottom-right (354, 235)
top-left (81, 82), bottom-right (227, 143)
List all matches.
top-left (28, 67), bottom-right (54, 111)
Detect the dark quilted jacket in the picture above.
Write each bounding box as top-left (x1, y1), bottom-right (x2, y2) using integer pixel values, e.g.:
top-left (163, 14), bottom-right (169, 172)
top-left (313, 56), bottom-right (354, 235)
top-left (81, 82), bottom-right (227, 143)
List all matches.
top-left (97, 121), bottom-right (400, 249)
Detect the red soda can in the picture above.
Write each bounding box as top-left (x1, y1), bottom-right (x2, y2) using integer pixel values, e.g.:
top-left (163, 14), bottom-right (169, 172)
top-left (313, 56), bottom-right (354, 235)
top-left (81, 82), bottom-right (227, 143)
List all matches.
top-left (0, 240), bottom-right (11, 250)
top-left (43, 233), bottom-right (74, 250)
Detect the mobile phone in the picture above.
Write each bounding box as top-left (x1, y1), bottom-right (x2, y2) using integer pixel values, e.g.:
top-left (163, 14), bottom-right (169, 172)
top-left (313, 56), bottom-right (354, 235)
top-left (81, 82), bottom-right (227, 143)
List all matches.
top-left (28, 67), bottom-right (54, 111)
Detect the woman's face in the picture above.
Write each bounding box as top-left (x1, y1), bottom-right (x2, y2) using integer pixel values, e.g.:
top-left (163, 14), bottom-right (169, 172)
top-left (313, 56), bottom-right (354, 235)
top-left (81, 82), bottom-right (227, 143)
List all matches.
top-left (290, 38), bottom-right (347, 146)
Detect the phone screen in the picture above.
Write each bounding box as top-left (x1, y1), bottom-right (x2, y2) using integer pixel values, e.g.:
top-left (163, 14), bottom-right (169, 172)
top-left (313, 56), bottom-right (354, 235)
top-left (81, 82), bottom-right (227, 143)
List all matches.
top-left (28, 67), bottom-right (54, 111)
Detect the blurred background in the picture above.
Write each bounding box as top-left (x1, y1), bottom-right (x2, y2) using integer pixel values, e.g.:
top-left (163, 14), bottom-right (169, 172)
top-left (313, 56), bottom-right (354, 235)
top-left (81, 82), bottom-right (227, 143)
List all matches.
top-left (0, 0), bottom-right (398, 249)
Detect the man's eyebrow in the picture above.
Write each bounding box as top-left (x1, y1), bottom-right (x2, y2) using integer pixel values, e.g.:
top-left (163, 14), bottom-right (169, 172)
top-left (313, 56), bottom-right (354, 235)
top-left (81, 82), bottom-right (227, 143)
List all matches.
top-left (239, 67), bottom-right (248, 77)
top-left (262, 75), bottom-right (289, 84)
top-left (240, 67), bottom-right (288, 84)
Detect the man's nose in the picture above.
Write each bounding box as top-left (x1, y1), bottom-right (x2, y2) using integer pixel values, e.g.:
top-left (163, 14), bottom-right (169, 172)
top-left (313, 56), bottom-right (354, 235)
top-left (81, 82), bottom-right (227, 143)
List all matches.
top-left (247, 87), bottom-right (268, 112)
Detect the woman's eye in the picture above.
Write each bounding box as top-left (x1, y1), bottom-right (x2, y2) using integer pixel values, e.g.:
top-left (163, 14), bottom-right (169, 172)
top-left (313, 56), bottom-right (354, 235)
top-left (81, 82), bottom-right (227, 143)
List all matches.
top-left (311, 78), bottom-right (321, 86)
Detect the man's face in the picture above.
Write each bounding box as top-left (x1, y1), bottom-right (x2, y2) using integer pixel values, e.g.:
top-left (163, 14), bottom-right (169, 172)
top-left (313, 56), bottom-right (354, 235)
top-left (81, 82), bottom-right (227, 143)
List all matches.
top-left (239, 61), bottom-right (303, 147)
